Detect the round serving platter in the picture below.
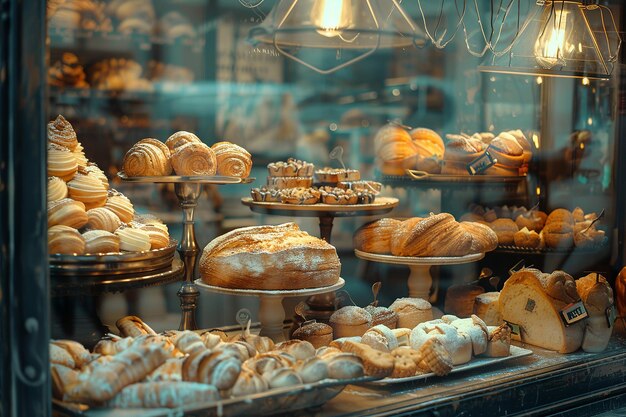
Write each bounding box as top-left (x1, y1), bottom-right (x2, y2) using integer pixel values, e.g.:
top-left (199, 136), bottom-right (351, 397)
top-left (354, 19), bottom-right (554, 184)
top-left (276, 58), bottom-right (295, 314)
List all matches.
top-left (117, 172), bottom-right (255, 184)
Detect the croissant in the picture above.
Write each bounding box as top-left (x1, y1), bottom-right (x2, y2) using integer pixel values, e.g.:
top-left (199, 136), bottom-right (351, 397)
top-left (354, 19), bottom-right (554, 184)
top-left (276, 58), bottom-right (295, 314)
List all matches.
top-left (116, 315), bottom-right (157, 337)
top-left (122, 142), bottom-right (171, 177)
top-left (165, 131), bottom-right (201, 151)
top-left (460, 221), bottom-right (498, 253)
top-left (107, 381), bottom-right (218, 408)
top-left (374, 125), bottom-right (418, 163)
top-left (171, 142), bottom-right (217, 176)
top-left (211, 141), bottom-right (252, 178)
top-left (48, 115), bottom-right (78, 151)
top-left (391, 213), bottom-right (473, 257)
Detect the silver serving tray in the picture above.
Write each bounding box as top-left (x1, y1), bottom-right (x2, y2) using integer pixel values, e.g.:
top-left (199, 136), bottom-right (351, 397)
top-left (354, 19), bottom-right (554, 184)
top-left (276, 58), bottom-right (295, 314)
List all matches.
top-left (52, 376), bottom-right (376, 417)
top-left (49, 239), bottom-right (177, 276)
top-left (118, 172), bottom-right (255, 184)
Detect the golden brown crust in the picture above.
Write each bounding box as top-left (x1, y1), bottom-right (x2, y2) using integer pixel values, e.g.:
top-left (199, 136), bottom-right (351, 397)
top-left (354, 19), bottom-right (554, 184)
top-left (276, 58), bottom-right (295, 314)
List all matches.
top-left (546, 208), bottom-right (575, 225)
top-left (353, 218), bottom-right (402, 254)
top-left (211, 141), bottom-right (252, 178)
top-left (171, 142), bottom-right (217, 176)
top-left (340, 341), bottom-right (395, 378)
top-left (165, 131), bottom-right (201, 151)
top-left (488, 218), bottom-right (518, 246)
top-left (122, 142), bottom-right (171, 177)
top-left (460, 221), bottom-right (498, 253)
top-left (48, 198), bottom-right (88, 229)
top-left (514, 228), bottom-right (542, 248)
top-left (543, 222), bottom-right (574, 248)
top-left (410, 128), bottom-right (444, 158)
top-left (391, 214), bottom-right (473, 257)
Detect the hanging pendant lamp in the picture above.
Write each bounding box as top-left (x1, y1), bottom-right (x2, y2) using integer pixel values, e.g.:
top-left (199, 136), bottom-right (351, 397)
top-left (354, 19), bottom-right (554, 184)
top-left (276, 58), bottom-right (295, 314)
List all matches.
top-left (479, 1), bottom-right (621, 80)
top-left (248, 0), bottom-right (426, 74)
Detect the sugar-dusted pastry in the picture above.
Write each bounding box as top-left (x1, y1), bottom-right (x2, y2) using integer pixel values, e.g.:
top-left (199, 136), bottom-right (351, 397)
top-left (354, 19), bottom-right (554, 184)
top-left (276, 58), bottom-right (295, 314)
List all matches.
top-left (171, 142), bottom-right (217, 176)
top-left (86, 207), bottom-right (121, 233)
top-left (267, 158), bottom-right (314, 177)
top-left (73, 142), bottom-right (89, 168)
top-left (48, 176), bottom-right (68, 202)
top-left (416, 338), bottom-right (453, 376)
top-left (294, 356), bottom-right (329, 383)
top-left (444, 284), bottom-right (485, 317)
top-left (266, 176), bottom-right (313, 189)
top-left (250, 186), bottom-right (282, 202)
top-left (194, 351), bottom-right (242, 390)
top-left (280, 187), bottom-right (320, 205)
top-left (314, 167), bottom-right (360, 185)
top-left (459, 221), bottom-right (498, 253)
top-left (339, 340), bottom-right (395, 378)
top-left (83, 230), bottom-right (120, 254)
top-left (292, 321), bottom-right (333, 348)
top-left (67, 173), bottom-right (108, 209)
top-left (104, 191), bottom-right (134, 223)
top-left (360, 324), bottom-right (399, 352)
top-left (107, 381), bottom-right (218, 409)
top-left (389, 298), bottom-right (433, 329)
top-left (122, 140), bottom-right (171, 177)
top-left (84, 163), bottom-right (109, 188)
top-left (275, 339), bottom-right (316, 361)
top-left (48, 225), bottom-right (85, 255)
top-left (199, 223), bottom-right (340, 290)
top-left (507, 129), bottom-right (532, 166)
top-left (441, 135), bottom-right (486, 175)
top-left (449, 315), bottom-right (489, 356)
top-left (484, 132), bottom-right (524, 176)
top-left (319, 186), bottom-right (359, 205)
top-left (48, 143), bottom-right (78, 181)
top-left (392, 328), bottom-right (411, 347)
top-left (211, 141), bottom-right (252, 178)
top-left (165, 131), bottom-right (201, 151)
top-left (265, 367), bottom-right (303, 389)
top-left (48, 115), bottom-right (78, 151)
top-left (364, 305), bottom-right (398, 329)
top-left (48, 198), bottom-right (88, 229)
top-left (410, 321), bottom-right (472, 365)
top-left (354, 218), bottom-right (402, 255)
top-left (115, 226), bottom-right (151, 252)
top-left (329, 306), bottom-right (373, 338)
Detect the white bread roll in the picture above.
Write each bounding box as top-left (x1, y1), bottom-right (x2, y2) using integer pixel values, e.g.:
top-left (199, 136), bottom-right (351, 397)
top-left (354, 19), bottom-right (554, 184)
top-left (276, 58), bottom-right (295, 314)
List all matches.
top-left (499, 269), bottom-right (584, 353)
top-left (389, 298), bottom-right (433, 329)
top-left (199, 223), bottom-right (340, 290)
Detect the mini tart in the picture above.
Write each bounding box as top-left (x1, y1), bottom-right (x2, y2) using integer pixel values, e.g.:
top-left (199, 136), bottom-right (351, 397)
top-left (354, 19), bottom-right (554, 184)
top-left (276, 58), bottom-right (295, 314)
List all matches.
top-left (314, 168), bottom-right (360, 185)
top-left (86, 207), bottom-right (122, 233)
top-left (292, 322), bottom-right (333, 349)
top-left (266, 176), bottom-right (313, 190)
top-left (280, 187), bottom-right (320, 205)
top-left (48, 225), bottom-right (85, 255)
top-left (115, 226), bottom-right (151, 252)
top-left (267, 158), bottom-right (314, 177)
top-left (83, 230), bottom-right (120, 254)
top-left (67, 173), bottom-right (108, 209)
top-left (329, 306), bottom-right (373, 338)
top-left (250, 187), bottom-right (282, 203)
top-left (319, 187), bottom-right (359, 205)
top-left (48, 176), bottom-right (68, 202)
top-left (48, 198), bottom-right (88, 229)
top-left (104, 190), bottom-right (134, 223)
top-left (48, 143), bottom-right (78, 181)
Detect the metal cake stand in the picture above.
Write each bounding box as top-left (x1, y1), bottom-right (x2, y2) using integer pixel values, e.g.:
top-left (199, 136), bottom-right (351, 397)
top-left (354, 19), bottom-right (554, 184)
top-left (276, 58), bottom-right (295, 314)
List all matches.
top-left (119, 173), bottom-right (254, 330)
top-left (354, 250), bottom-right (485, 300)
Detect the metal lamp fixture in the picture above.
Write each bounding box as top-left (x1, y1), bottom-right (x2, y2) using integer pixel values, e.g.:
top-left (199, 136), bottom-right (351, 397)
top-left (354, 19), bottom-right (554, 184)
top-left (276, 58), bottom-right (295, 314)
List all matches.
top-left (479, 1), bottom-right (621, 80)
top-left (248, 0), bottom-right (425, 74)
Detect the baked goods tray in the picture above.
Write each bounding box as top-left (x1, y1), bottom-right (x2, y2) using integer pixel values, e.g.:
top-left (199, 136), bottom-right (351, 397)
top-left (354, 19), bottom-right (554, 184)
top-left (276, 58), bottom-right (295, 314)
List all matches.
top-left (495, 240), bottom-right (609, 255)
top-left (242, 197), bottom-right (399, 215)
top-left (365, 345), bottom-right (532, 386)
top-left (49, 240), bottom-right (177, 276)
top-left (52, 376), bottom-right (377, 417)
top-left (118, 172), bottom-right (255, 184)
top-left (378, 172), bottom-right (526, 187)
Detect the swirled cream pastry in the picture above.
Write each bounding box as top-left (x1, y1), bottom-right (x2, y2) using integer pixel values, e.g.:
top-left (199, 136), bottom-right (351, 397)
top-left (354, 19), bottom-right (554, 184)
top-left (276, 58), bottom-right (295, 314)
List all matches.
top-left (122, 139), bottom-right (171, 177)
top-left (104, 191), bottom-right (134, 223)
top-left (86, 207), bottom-right (121, 233)
top-left (84, 163), bottom-right (109, 188)
top-left (115, 226), bottom-right (151, 252)
top-left (165, 131), bottom-right (201, 151)
top-left (48, 198), bottom-right (88, 229)
top-left (48, 143), bottom-right (78, 181)
top-left (211, 141), bottom-right (252, 178)
top-left (73, 142), bottom-right (89, 168)
top-left (133, 223), bottom-right (170, 249)
top-left (67, 173), bottom-right (108, 209)
top-left (48, 115), bottom-right (78, 151)
top-left (171, 142), bottom-right (217, 176)
top-left (48, 176), bottom-right (68, 202)
top-left (83, 230), bottom-right (121, 254)
top-left (48, 225), bottom-right (85, 255)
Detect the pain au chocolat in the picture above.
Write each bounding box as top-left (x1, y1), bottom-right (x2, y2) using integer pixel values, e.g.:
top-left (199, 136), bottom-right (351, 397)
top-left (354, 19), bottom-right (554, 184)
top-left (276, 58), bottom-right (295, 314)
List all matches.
top-left (199, 223), bottom-right (340, 290)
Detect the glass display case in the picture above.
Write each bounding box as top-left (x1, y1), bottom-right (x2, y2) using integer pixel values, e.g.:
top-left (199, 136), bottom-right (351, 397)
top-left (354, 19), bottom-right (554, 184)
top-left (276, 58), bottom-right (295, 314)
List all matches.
top-left (1, 1), bottom-right (626, 416)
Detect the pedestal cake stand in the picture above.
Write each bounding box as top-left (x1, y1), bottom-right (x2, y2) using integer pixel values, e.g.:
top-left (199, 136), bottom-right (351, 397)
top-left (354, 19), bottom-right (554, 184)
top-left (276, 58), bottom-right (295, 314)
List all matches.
top-left (119, 173), bottom-right (254, 330)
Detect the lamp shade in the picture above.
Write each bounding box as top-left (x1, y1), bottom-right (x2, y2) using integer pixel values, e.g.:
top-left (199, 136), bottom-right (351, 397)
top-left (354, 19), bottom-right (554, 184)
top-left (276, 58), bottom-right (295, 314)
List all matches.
top-left (479, 1), bottom-right (621, 80)
top-left (249, 0), bottom-right (425, 74)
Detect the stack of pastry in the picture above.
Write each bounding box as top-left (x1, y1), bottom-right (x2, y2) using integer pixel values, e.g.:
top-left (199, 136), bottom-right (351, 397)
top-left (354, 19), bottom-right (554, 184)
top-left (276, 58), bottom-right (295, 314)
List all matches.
top-left (106, 0), bottom-right (155, 35)
top-left (462, 205), bottom-right (605, 249)
top-left (266, 158), bottom-right (314, 192)
top-left (374, 123), bottom-right (444, 175)
top-left (353, 213), bottom-right (498, 257)
top-left (51, 316), bottom-right (366, 409)
top-left (48, 53), bottom-right (89, 88)
top-left (47, 115), bottom-right (170, 256)
top-left (121, 132), bottom-right (251, 178)
top-left (47, 0), bottom-right (112, 32)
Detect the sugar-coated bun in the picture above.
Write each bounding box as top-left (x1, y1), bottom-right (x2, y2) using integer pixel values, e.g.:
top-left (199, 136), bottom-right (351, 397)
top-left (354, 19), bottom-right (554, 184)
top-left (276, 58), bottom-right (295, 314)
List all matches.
top-left (410, 321), bottom-right (472, 365)
top-left (275, 339), bottom-right (316, 361)
top-left (330, 306), bottom-right (373, 338)
top-left (292, 322), bottom-right (333, 349)
top-left (389, 298), bottom-right (433, 329)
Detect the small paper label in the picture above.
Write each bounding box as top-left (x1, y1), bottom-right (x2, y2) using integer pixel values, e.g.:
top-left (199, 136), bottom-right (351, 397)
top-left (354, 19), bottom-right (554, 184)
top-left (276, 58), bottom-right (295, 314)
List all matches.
top-left (606, 306), bottom-right (616, 328)
top-left (505, 321), bottom-right (521, 336)
top-left (560, 301), bottom-right (588, 326)
top-left (525, 298), bottom-right (536, 312)
top-left (466, 151), bottom-right (496, 175)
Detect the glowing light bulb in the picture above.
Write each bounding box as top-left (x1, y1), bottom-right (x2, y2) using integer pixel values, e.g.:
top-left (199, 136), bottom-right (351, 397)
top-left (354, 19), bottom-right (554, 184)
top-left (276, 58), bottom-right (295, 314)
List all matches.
top-left (312, 0), bottom-right (353, 38)
top-left (534, 8), bottom-right (572, 69)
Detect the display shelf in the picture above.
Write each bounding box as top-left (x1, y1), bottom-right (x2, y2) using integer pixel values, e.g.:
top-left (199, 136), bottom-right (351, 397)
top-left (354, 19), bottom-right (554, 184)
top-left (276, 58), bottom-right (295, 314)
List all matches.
top-left (354, 249), bottom-right (484, 300)
top-left (196, 278), bottom-right (346, 342)
top-left (378, 171), bottom-right (527, 190)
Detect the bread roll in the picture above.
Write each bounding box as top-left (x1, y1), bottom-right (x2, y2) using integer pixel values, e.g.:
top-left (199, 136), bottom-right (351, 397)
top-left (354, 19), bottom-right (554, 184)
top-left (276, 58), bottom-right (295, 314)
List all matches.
top-left (292, 322), bottom-right (333, 348)
top-left (514, 227), bottom-right (542, 248)
top-left (360, 324), bottom-right (399, 352)
top-left (460, 221), bottom-right (498, 253)
top-left (489, 218), bottom-right (518, 245)
top-left (211, 141), bottom-right (252, 178)
top-left (122, 141), bottom-right (171, 177)
top-left (389, 298), bottom-right (433, 329)
top-left (353, 218), bottom-right (401, 254)
top-left (171, 142), bottom-right (217, 176)
top-left (199, 223), bottom-right (340, 290)
top-left (543, 221), bottom-right (574, 249)
top-left (486, 133), bottom-right (524, 168)
top-left (499, 268), bottom-right (584, 353)
top-left (329, 306), bottom-right (373, 338)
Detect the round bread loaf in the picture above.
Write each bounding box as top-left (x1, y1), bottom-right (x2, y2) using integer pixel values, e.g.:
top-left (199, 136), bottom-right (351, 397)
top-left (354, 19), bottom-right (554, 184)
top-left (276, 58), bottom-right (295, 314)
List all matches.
top-left (389, 298), bottom-right (432, 329)
top-left (199, 223), bottom-right (340, 290)
top-left (489, 218), bottom-right (518, 245)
